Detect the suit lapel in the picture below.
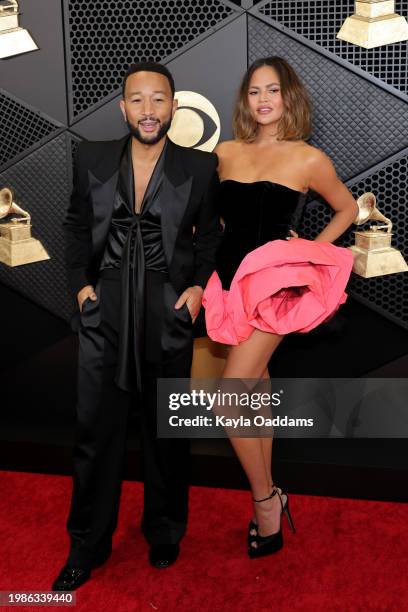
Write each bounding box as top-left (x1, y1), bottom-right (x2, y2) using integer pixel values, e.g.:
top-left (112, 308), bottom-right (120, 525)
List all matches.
top-left (160, 140), bottom-right (193, 265)
top-left (89, 135), bottom-right (129, 258)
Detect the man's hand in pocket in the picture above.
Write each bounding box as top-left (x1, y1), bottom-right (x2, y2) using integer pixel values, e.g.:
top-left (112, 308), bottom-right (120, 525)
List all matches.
top-left (174, 285), bottom-right (203, 323)
top-left (77, 285), bottom-right (97, 313)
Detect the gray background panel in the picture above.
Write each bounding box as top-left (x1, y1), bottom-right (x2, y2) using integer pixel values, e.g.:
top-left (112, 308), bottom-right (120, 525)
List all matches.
top-left (0, 0), bottom-right (68, 124)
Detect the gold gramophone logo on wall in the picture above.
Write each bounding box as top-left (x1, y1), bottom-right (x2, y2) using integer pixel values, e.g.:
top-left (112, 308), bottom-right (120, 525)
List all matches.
top-left (350, 192), bottom-right (408, 277)
top-left (337, 0), bottom-right (408, 48)
top-left (0, 0), bottom-right (38, 59)
top-left (168, 91), bottom-right (221, 152)
top-left (0, 187), bottom-right (50, 266)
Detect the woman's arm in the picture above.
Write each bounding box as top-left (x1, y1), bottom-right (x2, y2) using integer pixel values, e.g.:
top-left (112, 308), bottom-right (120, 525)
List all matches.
top-left (307, 149), bottom-right (358, 243)
top-left (213, 141), bottom-right (227, 178)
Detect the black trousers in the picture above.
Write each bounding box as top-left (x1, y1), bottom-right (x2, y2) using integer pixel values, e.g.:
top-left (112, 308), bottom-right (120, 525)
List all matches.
top-left (66, 270), bottom-right (193, 570)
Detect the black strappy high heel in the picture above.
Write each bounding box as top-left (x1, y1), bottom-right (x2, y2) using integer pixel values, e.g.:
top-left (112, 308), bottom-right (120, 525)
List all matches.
top-left (247, 483), bottom-right (282, 546)
top-left (248, 488), bottom-right (296, 559)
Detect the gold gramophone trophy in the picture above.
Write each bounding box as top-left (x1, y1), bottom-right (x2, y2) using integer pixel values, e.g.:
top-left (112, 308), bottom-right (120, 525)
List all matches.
top-left (337, 0), bottom-right (408, 48)
top-left (0, 187), bottom-right (50, 266)
top-left (0, 0), bottom-right (38, 59)
top-left (350, 192), bottom-right (408, 277)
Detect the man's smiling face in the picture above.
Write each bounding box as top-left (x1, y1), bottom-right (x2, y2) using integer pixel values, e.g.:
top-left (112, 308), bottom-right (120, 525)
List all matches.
top-left (120, 70), bottom-right (177, 145)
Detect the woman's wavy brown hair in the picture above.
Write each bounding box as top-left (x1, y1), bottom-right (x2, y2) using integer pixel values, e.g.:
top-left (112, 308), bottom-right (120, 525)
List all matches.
top-left (233, 57), bottom-right (312, 142)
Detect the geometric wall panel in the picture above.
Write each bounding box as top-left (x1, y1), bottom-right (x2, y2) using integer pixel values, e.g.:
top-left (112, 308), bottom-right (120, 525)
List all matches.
top-left (299, 151), bottom-right (408, 329)
top-left (71, 14), bottom-right (248, 143)
top-left (0, 90), bottom-right (63, 171)
top-left (0, 0), bottom-right (68, 124)
top-left (248, 16), bottom-right (408, 181)
top-left (69, 98), bottom-right (128, 142)
top-left (257, 0), bottom-right (408, 97)
top-left (0, 134), bottom-right (75, 322)
top-left (66, 0), bottom-right (239, 119)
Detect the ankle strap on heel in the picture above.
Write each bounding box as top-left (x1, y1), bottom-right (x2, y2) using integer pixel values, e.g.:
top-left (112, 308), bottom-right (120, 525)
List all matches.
top-left (253, 489), bottom-right (278, 503)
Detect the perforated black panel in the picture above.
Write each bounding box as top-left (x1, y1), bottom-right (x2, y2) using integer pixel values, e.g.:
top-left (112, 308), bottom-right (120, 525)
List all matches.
top-left (67, 0), bottom-right (236, 118)
top-left (257, 0), bottom-right (408, 96)
top-left (247, 16), bottom-right (408, 181)
top-left (0, 134), bottom-right (75, 322)
top-left (0, 90), bottom-right (62, 171)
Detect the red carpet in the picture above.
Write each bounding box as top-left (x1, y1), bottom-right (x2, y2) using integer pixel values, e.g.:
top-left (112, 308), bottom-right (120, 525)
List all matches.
top-left (1, 470), bottom-right (407, 611)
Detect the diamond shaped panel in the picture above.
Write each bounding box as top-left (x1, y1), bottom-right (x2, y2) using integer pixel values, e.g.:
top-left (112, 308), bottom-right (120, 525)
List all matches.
top-left (0, 90), bottom-right (62, 171)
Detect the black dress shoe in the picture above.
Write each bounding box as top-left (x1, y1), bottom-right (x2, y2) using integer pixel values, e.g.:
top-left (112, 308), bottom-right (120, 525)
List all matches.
top-left (149, 543), bottom-right (180, 569)
top-left (51, 565), bottom-right (91, 591)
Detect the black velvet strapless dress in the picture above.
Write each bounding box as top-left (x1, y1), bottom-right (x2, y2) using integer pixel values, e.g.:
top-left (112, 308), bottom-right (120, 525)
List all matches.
top-left (216, 180), bottom-right (306, 289)
top-left (203, 180), bottom-right (354, 345)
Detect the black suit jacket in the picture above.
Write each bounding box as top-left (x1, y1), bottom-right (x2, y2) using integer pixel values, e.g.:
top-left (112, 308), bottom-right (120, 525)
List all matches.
top-left (63, 135), bottom-right (221, 299)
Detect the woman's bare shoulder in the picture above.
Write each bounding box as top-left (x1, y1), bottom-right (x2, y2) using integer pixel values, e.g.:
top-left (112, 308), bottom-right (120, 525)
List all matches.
top-left (296, 141), bottom-right (332, 166)
top-left (214, 139), bottom-right (242, 158)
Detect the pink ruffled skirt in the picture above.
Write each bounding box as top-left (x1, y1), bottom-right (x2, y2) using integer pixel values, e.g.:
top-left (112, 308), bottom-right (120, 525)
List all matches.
top-left (202, 238), bottom-right (354, 345)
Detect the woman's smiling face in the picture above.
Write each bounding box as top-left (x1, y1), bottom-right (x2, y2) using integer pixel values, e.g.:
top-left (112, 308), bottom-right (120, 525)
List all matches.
top-left (247, 65), bottom-right (284, 128)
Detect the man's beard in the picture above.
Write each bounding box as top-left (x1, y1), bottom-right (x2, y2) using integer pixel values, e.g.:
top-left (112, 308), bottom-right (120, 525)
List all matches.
top-left (126, 116), bottom-right (172, 145)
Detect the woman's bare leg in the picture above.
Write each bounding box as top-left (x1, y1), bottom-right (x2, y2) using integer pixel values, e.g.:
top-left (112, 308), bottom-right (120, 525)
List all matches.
top-left (248, 368), bottom-right (274, 534)
top-left (260, 367), bottom-right (273, 492)
top-left (221, 329), bottom-right (285, 538)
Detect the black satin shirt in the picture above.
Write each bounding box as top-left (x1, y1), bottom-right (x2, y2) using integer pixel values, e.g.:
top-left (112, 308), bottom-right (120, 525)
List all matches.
top-left (100, 139), bottom-right (167, 272)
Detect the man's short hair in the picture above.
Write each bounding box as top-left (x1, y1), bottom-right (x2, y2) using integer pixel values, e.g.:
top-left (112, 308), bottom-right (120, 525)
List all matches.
top-left (122, 61), bottom-right (175, 98)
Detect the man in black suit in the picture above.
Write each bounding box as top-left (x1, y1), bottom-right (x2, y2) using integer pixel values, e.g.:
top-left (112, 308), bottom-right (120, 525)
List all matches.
top-left (52, 62), bottom-right (220, 590)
